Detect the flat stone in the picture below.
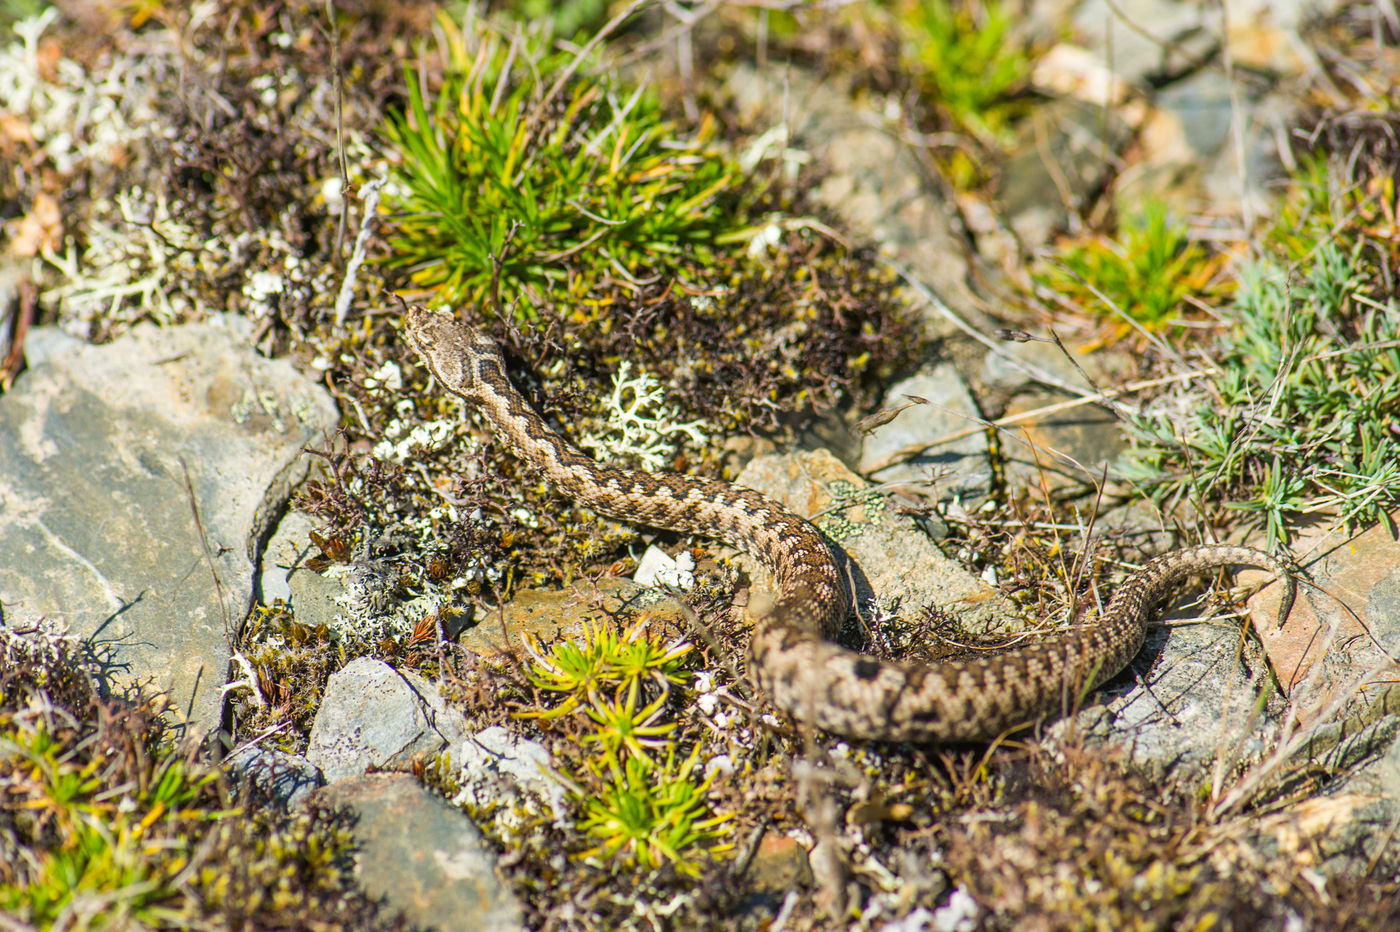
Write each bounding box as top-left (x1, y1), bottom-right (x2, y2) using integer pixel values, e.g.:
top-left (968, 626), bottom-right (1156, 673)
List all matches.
top-left (452, 725), bottom-right (567, 831)
top-left (258, 509), bottom-right (319, 605)
top-left (0, 321), bottom-right (338, 734)
top-left (998, 388), bottom-right (1124, 495)
top-left (1072, 0), bottom-right (1220, 85)
top-left (224, 744), bottom-right (325, 808)
top-left (1067, 617), bottom-right (1282, 783)
top-left (1253, 513), bottom-right (1400, 696)
top-left (307, 656), bottom-right (472, 782)
top-left (457, 576), bottom-right (689, 657)
top-left (746, 832), bottom-right (813, 899)
top-left (736, 449), bottom-right (1024, 636)
top-left (857, 366), bottom-right (990, 498)
top-left (999, 97), bottom-right (1136, 246)
top-left (310, 773), bottom-right (524, 932)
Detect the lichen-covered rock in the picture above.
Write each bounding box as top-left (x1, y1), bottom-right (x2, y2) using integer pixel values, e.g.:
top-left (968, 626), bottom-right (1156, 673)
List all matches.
top-left (0, 320), bottom-right (338, 734)
top-left (736, 448), bottom-right (1025, 636)
top-left (307, 657), bottom-right (471, 782)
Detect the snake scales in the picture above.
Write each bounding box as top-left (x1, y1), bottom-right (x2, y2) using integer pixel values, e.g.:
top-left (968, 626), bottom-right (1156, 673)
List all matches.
top-left (405, 306), bottom-right (1295, 742)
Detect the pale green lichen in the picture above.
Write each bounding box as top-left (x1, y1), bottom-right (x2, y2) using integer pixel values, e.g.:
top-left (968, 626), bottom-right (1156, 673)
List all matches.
top-left (815, 479), bottom-right (890, 542)
top-left (579, 361), bottom-right (709, 473)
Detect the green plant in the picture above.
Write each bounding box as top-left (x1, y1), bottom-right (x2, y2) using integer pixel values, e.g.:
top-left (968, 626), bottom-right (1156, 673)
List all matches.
top-left (518, 616), bottom-right (731, 875)
top-left (491, 0), bottom-right (613, 39)
top-left (578, 745), bottom-right (732, 877)
top-left (898, 0), bottom-right (1034, 143)
top-left (0, 723), bottom-right (225, 925)
top-left (0, 627), bottom-right (406, 930)
top-left (522, 616), bottom-right (692, 717)
top-left (1124, 244), bottom-right (1400, 546)
top-left (382, 18), bottom-right (745, 320)
top-left (582, 679), bottom-right (677, 767)
top-left (1037, 200), bottom-right (1231, 337)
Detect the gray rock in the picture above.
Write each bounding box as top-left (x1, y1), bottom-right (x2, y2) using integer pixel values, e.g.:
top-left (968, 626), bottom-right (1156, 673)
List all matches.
top-left (286, 560), bottom-right (345, 629)
top-left (723, 64), bottom-right (988, 339)
top-left (736, 449), bottom-right (1025, 637)
top-left (1072, 0), bottom-right (1219, 86)
top-left (307, 657), bottom-right (471, 782)
top-left (311, 773), bottom-right (524, 932)
top-left (0, 321), bottom-right (338, 734)
top-left (857, 366), bottom-right (989, 497)
top-left (453, 726), bottom-right (568, 831)
top-left (258, 509), bottom-right (319, 605)
top-left (1064, 620), bottom-right (1282, 784)
top-left (225, 744), bottom-right (325, 807)
top-left (999, 97), bottom-right (1135, 246)
top-left (998, 387), bottom-right (1124, 494)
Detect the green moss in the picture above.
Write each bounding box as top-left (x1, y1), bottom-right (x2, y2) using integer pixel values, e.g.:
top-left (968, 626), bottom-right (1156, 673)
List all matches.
top-left (0, 626), bottom-right (405, 930)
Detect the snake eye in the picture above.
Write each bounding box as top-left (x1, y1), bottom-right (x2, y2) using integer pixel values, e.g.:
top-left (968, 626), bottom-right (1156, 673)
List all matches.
top-left (851, 658), bottom-right (883, 681)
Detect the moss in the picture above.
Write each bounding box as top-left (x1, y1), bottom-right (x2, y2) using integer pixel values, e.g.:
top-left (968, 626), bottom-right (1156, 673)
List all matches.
top-left (0, 625), bottom-right (407, 930)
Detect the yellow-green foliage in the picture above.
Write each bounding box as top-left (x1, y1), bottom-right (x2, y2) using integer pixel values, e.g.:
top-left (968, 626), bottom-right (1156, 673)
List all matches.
top-left (521, 617), bottom-right (732, 877)
top-left (896, 0), bottom-right (1034, 143)
top-left (0, 627), bottom-right (403, 931)
top-left (1036, 200), bottom-right (1232, 336)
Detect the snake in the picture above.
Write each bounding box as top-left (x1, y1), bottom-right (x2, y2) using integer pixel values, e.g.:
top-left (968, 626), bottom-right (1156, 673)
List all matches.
top-left (405, 305), bottom-right (1296, 742)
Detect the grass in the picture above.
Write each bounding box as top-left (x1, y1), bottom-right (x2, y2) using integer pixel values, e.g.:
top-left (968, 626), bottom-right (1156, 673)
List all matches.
top-left (382, 14), bottom-right (747, 322)
top-left (1123, 198), bottom-right (1400, 546)
top-left (1034, 199), bottom-right (1233, 338)
top-left (521, 616), bottom-right (692, 718)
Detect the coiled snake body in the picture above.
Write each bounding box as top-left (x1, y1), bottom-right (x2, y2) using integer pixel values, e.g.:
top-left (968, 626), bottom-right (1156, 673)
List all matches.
top-left (406, 306), bottom-right (1295, 742)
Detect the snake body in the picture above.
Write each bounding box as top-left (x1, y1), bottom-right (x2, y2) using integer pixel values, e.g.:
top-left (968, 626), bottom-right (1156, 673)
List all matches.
top-left (406, 306), bottom-right (1295, 742)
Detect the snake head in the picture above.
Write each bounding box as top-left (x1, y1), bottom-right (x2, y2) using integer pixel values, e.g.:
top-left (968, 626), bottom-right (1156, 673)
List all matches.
top-left (404, 305), bottom-right (507, 403)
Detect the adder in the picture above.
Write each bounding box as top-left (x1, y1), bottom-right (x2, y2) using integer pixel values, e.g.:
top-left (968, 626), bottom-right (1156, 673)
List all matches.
top-left (404, 305), bottom-right (1295, 742)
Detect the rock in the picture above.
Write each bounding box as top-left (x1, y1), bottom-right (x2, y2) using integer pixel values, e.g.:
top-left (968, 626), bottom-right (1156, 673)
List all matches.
top-left (857, 366), bottom-right (990, 498)
top-left (1071, 0), bottom-right (1220, 86)
top-left (633, 543), bottom-right (695, 589)
top-left (224, 744), bottom-right (325, 808)
top-left (1253, 513), bottom-right (1400, 696)
top-left (0, 320), bottom-right (338, 735)
top-left (257, 509), bottom-right (319, 605)
top-left (452, 726), bottom-right (568, 832)
top-left (998, 97), bottom-right (1136, 247)
top-left (744, 832), bottom-right (813, 906)
top-left (310, 773), bottom-right (524, 932)
top-left (1065, 618), bottom-right (1283, 783)
top-left (997, 388), bottom-right (1124, 495)
top-left (1247, 508), bottom-right (1400, 787)
top-left (736, 449), bottom-right (1025, 637)
top-left (456, 576), bottom-right (690, 658)
top-left (307, 657), bottom-right (471, 782)
top-left (723, 63), bottom-right (987, 338)
top-left (1129, 68), bottom-right (1291, 215)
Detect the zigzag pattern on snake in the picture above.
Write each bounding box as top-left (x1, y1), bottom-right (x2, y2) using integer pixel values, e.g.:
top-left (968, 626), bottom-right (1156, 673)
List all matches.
top-left (405, 306), bottom-right (1296, 742)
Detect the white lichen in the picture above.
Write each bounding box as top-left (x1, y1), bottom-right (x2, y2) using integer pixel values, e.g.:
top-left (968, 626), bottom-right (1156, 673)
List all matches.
top-left (373, 398), bottom-right (456, 462)
top-left (578, 360), bottom-right (708, 473)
